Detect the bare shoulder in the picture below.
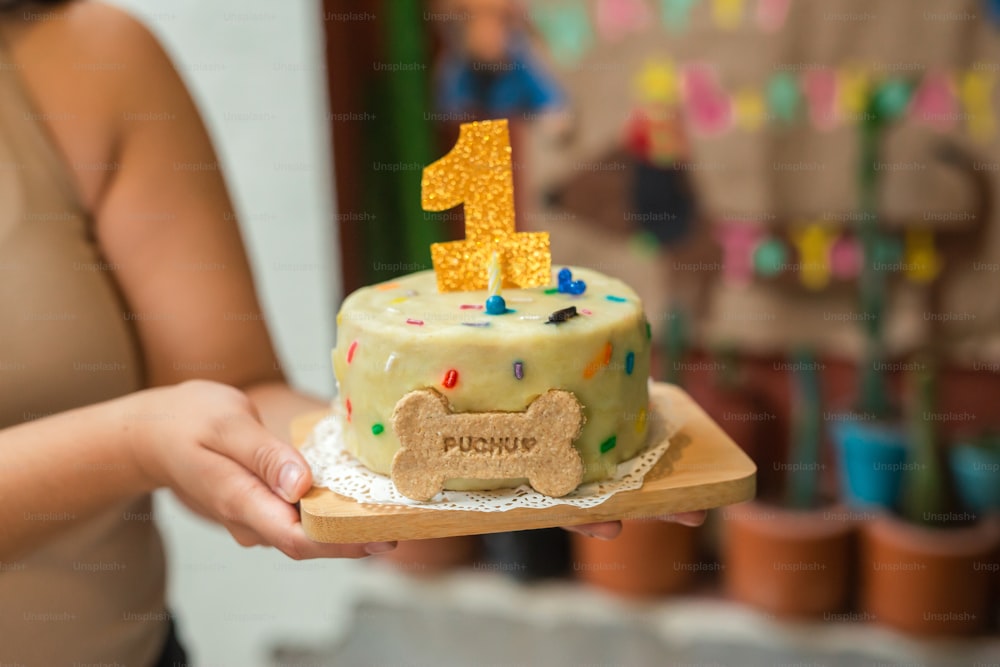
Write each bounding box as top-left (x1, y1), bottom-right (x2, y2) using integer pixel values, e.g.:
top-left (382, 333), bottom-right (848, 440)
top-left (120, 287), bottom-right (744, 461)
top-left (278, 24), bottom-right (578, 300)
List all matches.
top-left (4, 0), bottom-right (170, 66)
top-left (1, 1), bottom-right (194, 210)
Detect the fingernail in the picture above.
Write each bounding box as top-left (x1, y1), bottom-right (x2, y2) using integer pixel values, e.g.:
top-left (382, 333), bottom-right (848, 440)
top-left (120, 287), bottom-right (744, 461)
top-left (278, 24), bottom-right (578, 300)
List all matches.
top-left (277, 462), bottom-right (304, 502)
top-left (364, 541), bottom-right (397, 555)
top-left (571, 527), bottom-right (608, 540)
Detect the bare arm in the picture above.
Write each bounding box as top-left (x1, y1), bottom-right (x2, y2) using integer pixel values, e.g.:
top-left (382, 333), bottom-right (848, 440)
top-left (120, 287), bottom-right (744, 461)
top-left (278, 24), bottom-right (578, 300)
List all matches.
top-left (0, 4), bottom-right (391, 559)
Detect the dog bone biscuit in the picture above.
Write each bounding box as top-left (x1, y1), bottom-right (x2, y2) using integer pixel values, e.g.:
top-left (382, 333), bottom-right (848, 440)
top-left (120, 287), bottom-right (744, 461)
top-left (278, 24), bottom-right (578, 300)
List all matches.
top-left (390, 388), bottom-right (585, 501)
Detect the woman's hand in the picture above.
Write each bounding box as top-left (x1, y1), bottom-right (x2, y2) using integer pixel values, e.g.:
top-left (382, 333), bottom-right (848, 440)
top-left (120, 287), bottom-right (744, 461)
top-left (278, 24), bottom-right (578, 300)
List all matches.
top-left (564, 512), bottom-right (707, 540)
top-left (129, 379), bottom-right (396, 559)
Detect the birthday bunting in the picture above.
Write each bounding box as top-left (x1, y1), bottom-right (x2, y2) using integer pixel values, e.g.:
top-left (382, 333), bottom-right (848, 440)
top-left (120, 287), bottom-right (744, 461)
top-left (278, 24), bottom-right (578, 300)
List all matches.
top-left (710, 223), bottom-right (949, 289)
top-left (628, 59), bottom-right (989, 141)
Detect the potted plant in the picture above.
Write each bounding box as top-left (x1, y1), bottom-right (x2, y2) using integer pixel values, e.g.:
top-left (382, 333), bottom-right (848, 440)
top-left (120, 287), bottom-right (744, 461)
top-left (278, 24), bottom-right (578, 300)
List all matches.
top-left (830, 80), bottom-right (913, 510)
top-left (860, 363), bottom-right (1000, 637)
top-left (949, 432), bottom-right (1000, 514)
top-left (722, 349), bottom-right (859, 618)
top-left (378, 536), bottom-right (482, 575)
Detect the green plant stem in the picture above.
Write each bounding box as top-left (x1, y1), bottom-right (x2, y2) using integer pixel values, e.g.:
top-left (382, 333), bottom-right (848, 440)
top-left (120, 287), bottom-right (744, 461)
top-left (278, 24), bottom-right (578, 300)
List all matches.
top-left (786, 348), bottom-right (821, 509)
top-left (901, 361), bottom-right (946, 525)
top-left (857, 115), bottom-right (888, 418)
top-left (664, 307), bottom-right (686, 386)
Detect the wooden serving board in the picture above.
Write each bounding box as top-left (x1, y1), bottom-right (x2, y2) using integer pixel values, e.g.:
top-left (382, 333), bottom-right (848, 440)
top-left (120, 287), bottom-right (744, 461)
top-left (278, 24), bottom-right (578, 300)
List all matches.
top-left (294, 383), bottom-right (756, 543)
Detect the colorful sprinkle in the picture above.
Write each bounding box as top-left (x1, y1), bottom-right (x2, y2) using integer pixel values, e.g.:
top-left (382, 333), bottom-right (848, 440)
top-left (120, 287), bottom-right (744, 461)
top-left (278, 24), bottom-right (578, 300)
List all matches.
top-left (600, 435), bottom-right (617, 453)
top-left (513, 361), bottom-right (524, 380)
top-left (345, 398), bottom-right (352, 422)
top-left (485, 295), bottom-right (508, 315)
top-left (404, 290), bottom-right (419, 297)
top-left (546, 306), bottom-right (579, 324)
top-left (581, 309), bottom-right (593, 316)
top-left (384, 354), bottom-right (398, 372)
top-left (625, 351), bottom-right (635, 375)
top-left (645, 321), bottom-right (652, 340)
top-left (556, 268), bottom-right (586, 295)
top-left (635, 407), bottom-right (647, 434)
top-left (375, 282), bottom-right (401, 291)
top-left (606, 295), bottom-right (627, 303)
top-left (389, 296), bottom-right (408, 304)
top-left (460, 304), bottom-right (484, 310)
top-left (461, 321), bottom-right (491, 327)
top-left (442, 369), bottom-right (459, 389)
top-left (584, 342), bottom-right (613, 378)
top-left (544, 287), bottom-right (559, 295)
top-left (372, 423), bottom-right (384, 435)
top-left (519, 315), bottom-right (543, 320)
top-left (346, 340), bottom-right (358, 363)
top-left (406, 318), bottom-right (424, 326)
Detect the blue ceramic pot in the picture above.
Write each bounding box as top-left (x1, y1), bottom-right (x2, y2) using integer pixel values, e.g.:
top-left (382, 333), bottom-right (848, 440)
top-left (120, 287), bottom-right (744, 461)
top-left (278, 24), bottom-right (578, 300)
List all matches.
top-left (830, 417), bottom-right (908, 510)
top-left (950, 444), bottom-right (1000, 513)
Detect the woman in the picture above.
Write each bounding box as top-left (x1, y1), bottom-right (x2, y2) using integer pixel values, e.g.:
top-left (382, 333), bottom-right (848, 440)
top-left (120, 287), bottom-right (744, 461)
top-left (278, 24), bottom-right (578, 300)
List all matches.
top-left (0, 2), bottom-right (697, 664)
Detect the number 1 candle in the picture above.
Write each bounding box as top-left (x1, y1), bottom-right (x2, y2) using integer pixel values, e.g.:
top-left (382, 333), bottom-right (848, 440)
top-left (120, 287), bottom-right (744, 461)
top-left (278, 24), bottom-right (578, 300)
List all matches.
top-left (421, 119), bottom-right (551, 292)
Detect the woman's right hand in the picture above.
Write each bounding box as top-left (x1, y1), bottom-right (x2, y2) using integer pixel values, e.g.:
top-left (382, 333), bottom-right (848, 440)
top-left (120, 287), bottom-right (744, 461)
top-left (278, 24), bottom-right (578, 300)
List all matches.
top-left (128, 379), bottom-right (396, 559)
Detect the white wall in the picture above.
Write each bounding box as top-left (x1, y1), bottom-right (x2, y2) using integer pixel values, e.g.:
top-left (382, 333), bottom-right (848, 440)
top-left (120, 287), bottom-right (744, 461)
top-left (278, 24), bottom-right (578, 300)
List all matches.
top-left (105, 3), bottom-right (357, 666)
top-left (111, 0), bottom-right (340, 398)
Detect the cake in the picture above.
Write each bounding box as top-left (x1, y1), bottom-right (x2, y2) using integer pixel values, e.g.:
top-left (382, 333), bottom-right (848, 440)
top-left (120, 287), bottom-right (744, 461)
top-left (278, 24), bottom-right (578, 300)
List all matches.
top-left (332, 265), bottom-right (651, 492)
top-left (331, 117), bottom-right (653, 497)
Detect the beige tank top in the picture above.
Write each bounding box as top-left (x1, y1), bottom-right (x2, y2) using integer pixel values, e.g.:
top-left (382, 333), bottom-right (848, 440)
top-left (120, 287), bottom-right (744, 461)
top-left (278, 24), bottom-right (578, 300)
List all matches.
top-left (0, 32), bottom-right (168, 666)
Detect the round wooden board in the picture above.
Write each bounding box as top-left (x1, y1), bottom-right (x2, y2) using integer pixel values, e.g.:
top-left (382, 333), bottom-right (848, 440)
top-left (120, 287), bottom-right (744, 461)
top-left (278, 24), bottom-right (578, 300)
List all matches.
top-left (294, 382), bottom-right (756, 543)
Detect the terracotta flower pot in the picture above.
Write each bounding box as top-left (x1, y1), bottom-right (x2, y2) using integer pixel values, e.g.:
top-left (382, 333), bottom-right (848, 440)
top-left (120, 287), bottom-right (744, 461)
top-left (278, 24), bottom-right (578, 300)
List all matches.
top-left (721, 500), bottom-right (860, 618)
top-left (861, 513), bottom-right (1000, 637)
top-left (377, 536), bottom-right (480, 575)
top-left (570, 519), bottom-right (699, 597)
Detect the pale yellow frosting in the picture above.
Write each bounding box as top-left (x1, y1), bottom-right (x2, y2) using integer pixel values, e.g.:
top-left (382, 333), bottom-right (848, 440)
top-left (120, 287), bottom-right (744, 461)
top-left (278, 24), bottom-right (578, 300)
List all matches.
top-left (332, 267), bottom-right (651, 490)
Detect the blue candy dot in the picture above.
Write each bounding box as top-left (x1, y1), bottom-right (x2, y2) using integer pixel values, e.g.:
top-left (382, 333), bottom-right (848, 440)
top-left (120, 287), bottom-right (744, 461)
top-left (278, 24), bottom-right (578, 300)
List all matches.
top-left (485, 295), bottom-right (508, 315)
top-left (558, 267), bottom-right (572, 285)
top-left (625, 351), bottom-right (635, 375)
top-left (567, 280), bottom-right (587, 295)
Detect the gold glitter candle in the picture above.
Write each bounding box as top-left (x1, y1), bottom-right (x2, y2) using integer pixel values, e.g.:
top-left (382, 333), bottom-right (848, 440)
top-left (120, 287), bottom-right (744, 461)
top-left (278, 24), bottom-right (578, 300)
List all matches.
top-left (421, 119), bottom-right (551, 292)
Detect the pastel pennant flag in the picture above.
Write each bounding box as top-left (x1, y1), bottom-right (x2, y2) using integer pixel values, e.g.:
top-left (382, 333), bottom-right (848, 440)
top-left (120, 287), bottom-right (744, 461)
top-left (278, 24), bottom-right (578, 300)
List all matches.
top-left (683, 64), bottom-right (733, 135)
top-left (596, 0), bottom-right (652, 41)
top-left (837, 65), bottom-right (870, 119)
top-left (767, 71), bottom-right (801, 123)
top-left (959, 70), bottom-right (996, 142)
top-left (635, 59), bottom-right (680, 103)
top-left (756, 0), bottom-right (790, 32)
top-left (753, 236), bottom-right (787, 277)
top-left (712, 0), bottom-right (744, 29)
top-left (910, 70), bottom-right (958, 131)
top-left (531, 3), bottom-right (595, 67)
top-left (791, 225), bottom-right (835, 290)
top-left (733, 88), bottom-right (768, 130)
top-left (829, 235), bottom-right (862, 280)
top-left (803, 68), bottom-right (838, 131)
top-left (716, 222), bottom-right (763, 287)
top-left (661, 0), bottom-right (699, 32)
top-left (903, 229), bottom-right (942, 284)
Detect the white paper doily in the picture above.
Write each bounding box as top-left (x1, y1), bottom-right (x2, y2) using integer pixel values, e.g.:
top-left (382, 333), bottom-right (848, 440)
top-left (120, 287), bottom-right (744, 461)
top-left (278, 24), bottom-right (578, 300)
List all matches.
top-left (301, 408), bottom-right (678, 512)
